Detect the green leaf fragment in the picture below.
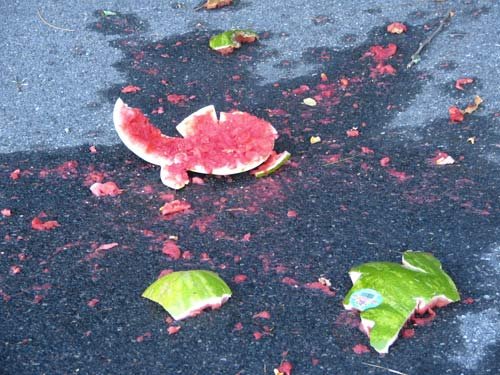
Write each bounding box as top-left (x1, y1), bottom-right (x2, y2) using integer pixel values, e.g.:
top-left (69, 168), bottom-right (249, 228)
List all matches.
top-left (101, 10), bottom-right (117, 17)
top-left (343, 251), bottom-right (460, 353)
top-left (142, 270), bottom-right (232, 320)
top-left (209, 29), bottom-right (259, 53)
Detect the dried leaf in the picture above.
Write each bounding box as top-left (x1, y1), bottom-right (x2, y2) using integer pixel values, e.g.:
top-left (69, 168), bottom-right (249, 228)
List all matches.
top-left (387, 22), bottom-right (407, 34)
top-left (201, 0), bottom-right (232, 10)
top-left (463, 95), bottom-right (483, 114)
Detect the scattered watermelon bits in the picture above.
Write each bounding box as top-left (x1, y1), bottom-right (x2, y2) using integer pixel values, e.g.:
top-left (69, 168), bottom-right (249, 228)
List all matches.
top-left (352, 343), bottom-right (371, 354)
top-left (142, 270), bottom-right (232, 320)
top-left (449, 106), bottom-right (464, 122)
top-left (455, 78), bottom-right (473, 91)
top-left (31, 214), bottom-right (60, 231)
top-left (113, 99), bottom-right (283, 189)
top-left (159, 200), bottom-right (191, 215)
top-left (121, 85), bottom-right (141, 94)
top-left (90, 181), bottom-right (123, 197)
top-left (275, 360), bottom-right (293, 375)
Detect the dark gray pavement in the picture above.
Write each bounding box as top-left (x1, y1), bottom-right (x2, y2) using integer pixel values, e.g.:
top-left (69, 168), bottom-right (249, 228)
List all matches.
top-left (0, 1), bottom-right (499, 374)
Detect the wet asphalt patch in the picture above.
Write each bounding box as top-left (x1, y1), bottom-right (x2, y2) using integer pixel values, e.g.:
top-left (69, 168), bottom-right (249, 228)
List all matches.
top-left (0, 11), bottom-right (499, 375)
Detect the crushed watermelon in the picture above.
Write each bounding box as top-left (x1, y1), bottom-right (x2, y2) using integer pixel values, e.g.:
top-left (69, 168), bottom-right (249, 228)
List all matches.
top-left (114, 99), bottom-right (279, 189)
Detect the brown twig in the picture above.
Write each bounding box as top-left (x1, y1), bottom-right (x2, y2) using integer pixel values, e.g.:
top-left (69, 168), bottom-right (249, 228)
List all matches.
top-left (12, 77), bottom-right (28, 92)
top-left (323, 153), bottom-right (360, 166)
top-left (37, 9), bottom-right (75, 32)
top-left (361, 362), bottom-right (409, 375)
top-left (407, 10), bottom-right (453, 68)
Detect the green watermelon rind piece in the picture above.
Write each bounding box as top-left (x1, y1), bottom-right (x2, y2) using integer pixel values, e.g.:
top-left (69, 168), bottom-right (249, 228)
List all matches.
top-left (142, 270), bottom-right (232, 321)
top-left (254, 151), bottom-right (291, 178)
top-left (343, 251), bottom-right (460, 353)
top-left (209, 29), bottom-right (259, 52)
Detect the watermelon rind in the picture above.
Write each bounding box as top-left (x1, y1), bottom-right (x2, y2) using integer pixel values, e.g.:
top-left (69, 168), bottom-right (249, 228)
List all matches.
top-left (254, 151), bottom-right (291, 178)
top-left (113, 98), bottom-right (173, 166)
top-left (142, 270), bottom-right (232, 321)
top-left (343, 251), bottom-right (460, 353)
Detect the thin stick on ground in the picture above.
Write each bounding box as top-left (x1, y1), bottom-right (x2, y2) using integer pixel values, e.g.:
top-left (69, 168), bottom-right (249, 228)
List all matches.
top-left (37, 9), bottom-right (75, 32)
top-left (407, 10), bottom-right (453, 69)
top-left (361, 362), bottom-right (408, 375)
top-left (323, 153), bottom-right (361, 166)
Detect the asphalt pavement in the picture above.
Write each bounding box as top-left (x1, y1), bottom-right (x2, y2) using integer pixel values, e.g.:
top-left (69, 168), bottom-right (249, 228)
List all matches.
top-left (1, 1), bottom-right (499, 374)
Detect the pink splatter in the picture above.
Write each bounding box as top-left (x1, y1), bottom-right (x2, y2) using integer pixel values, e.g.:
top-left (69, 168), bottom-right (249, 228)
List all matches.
top-left (9, 265), bottom-right (22, 275)
top-left (31, 215), bottom-right (60, 231)
top-left (352, 344), bottom-right (370, 354)
top-left (387, 169), bottom-right (412, 182)
top-left (380, 156), bottom-right (391, 167)
top-left (253, 311), bottom-right (271, 319)
top-left (167, 326), bottom-right (181, 335)
top-left (303, 281), bottom-right (336, 296)
top-left (282, 277), bottom-right (299, 286)
top-left (233, 274), bottom-right (248, 283)
top-left (121, 85), bottom-right (141, 93)
top-left (87, 298), bottom-right (100, 308)
top-left (90, 182), bottom-right (123, 197)
top-left (277, 361), bottom-right (293, 375)
top-left (159, 200), bottom-right (191, 215)
top-left (162, 241), bottom-right (181, 260)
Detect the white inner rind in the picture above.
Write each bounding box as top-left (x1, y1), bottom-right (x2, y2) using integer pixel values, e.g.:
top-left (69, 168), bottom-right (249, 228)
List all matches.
top-left (113, 98), bottom-right (172, 166)
top-left (172, 294), bottom-right (232, 321)
top-left (176, 105), bottom-right (217, 138)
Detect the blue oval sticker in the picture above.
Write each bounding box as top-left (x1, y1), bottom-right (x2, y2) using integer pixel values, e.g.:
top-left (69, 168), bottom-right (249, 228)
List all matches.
top-left (349, 289), bottom-right (383, 311)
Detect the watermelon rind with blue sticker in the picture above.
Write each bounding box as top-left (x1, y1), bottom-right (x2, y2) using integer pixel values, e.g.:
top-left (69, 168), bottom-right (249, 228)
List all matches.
top-left (343, 251), bottom-right (460, 353)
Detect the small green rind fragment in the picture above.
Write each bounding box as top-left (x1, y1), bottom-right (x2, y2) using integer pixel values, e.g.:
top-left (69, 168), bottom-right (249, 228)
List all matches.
top-left (101, 10), bottom-right (117, 17)
top-left (209, 29), bottom-right (259, 51)
top-left (142, 270), bottom-right (232, 320)
top-left (343, 251), bottom-right (460, 353)
top-left (255, 151), bottom-right (291, 178)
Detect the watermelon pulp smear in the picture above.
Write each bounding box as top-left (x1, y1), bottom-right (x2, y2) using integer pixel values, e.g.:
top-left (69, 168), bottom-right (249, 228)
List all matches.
top-left (113, 98), bottom-right (279, 189)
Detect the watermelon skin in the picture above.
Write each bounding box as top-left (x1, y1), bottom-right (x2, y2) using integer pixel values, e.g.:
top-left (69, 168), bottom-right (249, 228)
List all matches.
top-left (142, 270), bottom-right (232, 321)
top-left (343, 251), bottom-right (460, 353)
top-left (113, 98), bottom-right (278, 189)
top-left (113, 98), bottom-right (179, 166)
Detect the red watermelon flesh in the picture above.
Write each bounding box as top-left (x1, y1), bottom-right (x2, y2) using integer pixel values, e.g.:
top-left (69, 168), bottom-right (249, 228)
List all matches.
top-left (113, 98), bottom-right (278, 189)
